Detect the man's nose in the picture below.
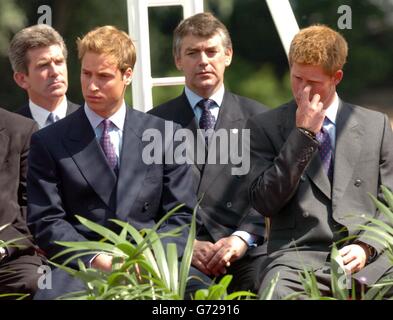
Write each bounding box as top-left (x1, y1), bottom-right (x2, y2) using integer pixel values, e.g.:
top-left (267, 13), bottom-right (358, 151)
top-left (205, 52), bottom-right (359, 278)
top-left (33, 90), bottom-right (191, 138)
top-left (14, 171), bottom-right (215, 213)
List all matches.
top-left (88, 79), bottom-right (99, 91)
top-left (198, 52), bottom-right (209, 65)
top-left (49, 62), bottom-right (61, 76)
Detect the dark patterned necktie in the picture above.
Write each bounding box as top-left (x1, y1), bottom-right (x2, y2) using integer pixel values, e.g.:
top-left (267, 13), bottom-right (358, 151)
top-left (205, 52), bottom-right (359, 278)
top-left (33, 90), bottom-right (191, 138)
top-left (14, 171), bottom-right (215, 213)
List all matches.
top-left (45, 112), bottom-right (56, 127)
top-left (316, 124), bottom-right (333, 182)
top-left (100, 119), bottom-right (117, 170)
top-left (197, 99), bottom-right (216, 143)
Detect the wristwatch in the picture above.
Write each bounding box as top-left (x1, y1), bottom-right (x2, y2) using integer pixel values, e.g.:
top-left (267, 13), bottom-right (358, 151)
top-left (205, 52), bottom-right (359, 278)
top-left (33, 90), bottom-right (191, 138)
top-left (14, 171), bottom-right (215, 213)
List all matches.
top-left (355, 241), bottom-right (377, 264)
top-left (298, 127), bottom-right (317, 140)
top-left (365, 244), bottom-right (377, 264)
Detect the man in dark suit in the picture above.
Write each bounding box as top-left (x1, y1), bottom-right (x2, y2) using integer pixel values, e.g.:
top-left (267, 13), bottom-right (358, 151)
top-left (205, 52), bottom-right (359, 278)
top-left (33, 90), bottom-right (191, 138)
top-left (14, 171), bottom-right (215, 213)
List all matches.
top-left (9, 24), bottom-right (78, 128)
top-left (149, 13), bottom-right (267, 292)
top-left (27, 26), bottom-right (209, 299)
top-left (249, 25), bottom-right (393, 299)
top-left (0, 107), bottom-right (44, 297)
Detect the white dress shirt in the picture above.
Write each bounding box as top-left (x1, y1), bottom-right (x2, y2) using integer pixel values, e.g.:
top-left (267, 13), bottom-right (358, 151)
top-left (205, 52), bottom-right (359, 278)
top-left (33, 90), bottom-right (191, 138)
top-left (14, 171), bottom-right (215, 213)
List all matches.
top-left (184, 85), bottom-right (225, 122)
top-left (29, 97), bottom-right (68, 129)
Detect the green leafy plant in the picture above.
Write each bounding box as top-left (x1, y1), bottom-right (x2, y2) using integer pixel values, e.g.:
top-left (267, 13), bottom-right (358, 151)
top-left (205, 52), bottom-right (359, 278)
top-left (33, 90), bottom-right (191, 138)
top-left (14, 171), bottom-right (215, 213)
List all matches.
top-left (284, 186), bottom-right (393, 300)
top-left (258, 272), bottom-right (279, 300)
top-left (360, 186), bottom-right (393, 263)
top-left (0, 224), bottom-right (30, 300)
top-left (51, 205), bottom-right (255, 300)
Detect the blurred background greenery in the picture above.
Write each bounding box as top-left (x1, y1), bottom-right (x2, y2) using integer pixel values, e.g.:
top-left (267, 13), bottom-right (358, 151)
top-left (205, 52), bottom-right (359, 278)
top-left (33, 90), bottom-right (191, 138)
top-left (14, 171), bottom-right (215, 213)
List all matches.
top-left (1, 0), bottom-right (393, 114)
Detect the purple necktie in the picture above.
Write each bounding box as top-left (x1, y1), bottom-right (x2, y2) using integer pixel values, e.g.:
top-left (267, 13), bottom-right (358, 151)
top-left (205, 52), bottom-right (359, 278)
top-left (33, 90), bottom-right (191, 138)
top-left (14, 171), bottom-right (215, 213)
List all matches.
top-left (197, 99), bottom-right (216, 143)
top-left (316, 125), bottom-right (333, 182)
top-left (100, 119), bottom-right (117, 170)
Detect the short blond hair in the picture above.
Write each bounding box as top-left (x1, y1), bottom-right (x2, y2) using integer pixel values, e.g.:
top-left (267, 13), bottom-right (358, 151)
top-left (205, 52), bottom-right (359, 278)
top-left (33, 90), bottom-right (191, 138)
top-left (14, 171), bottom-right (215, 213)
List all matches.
top-left (77, 25), bottom-right (136, 73)
top-left (289, 25), bottom-right (348, 75)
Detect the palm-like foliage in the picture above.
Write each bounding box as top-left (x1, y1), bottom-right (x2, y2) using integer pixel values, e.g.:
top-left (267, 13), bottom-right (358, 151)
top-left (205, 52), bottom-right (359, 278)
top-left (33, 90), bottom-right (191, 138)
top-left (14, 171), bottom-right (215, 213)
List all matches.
top-left (51, 205), bottom-right (255, 300)
top-left (285, 186), bottom-right (393, 300)
top-left (0, 224), bottom-right (30, 300)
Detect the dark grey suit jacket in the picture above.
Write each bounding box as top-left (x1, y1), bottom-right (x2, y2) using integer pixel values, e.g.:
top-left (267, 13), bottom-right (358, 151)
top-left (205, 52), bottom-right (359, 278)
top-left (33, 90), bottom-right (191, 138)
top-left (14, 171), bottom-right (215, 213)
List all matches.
top-left (149, 91), bottom-right (267, 245)
top-left (27, 107), bottom-right (197, 267)
top-left (15, 100), bottom-right (79, 120)
top-left (0, 108), bottom-right (38, 256)
top-left (248, 100), bottom-right (393, 285)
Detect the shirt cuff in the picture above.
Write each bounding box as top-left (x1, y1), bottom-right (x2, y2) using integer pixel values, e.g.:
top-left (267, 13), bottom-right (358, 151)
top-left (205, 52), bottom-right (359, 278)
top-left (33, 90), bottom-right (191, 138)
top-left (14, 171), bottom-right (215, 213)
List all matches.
top-left (232, 231), bottom-right (258, 248)
top-left (89, 253), bottom-right (101, 268)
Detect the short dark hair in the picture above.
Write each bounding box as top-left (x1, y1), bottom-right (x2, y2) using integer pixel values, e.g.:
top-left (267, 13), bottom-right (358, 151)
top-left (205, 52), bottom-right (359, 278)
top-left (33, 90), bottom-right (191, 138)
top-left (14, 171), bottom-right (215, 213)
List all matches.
top-left (9, 24), bottom-right (67, 74)
top-left (173, 12), bottom-right (232, 58)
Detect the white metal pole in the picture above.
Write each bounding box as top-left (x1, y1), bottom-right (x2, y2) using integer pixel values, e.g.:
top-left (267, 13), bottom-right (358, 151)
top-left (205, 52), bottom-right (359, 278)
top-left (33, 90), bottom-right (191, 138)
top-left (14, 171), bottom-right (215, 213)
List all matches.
top-left (265, 0), bottom-right (299, 57)
top-left (127, 0), bottom-right (153, 111)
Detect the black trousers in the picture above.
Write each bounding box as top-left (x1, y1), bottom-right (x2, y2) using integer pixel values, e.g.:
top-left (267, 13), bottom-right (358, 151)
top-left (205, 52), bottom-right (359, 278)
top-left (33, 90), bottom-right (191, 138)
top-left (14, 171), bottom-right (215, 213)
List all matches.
top-left (0, 251), bottom-right (44, 299)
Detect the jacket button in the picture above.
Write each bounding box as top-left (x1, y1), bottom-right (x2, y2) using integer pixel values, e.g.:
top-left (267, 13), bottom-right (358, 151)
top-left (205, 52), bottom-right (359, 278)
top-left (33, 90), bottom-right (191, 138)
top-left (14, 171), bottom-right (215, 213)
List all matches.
top-left (300, 174), bottom-right (306, 182)
top-left (143, 202), bottom-right (149, 211)
top-left (302, 211), bottom-right (310, 218)
top-left (354, 179), bottom-right (362, 187)
top-left (226, 202), bottom-right (232, 208)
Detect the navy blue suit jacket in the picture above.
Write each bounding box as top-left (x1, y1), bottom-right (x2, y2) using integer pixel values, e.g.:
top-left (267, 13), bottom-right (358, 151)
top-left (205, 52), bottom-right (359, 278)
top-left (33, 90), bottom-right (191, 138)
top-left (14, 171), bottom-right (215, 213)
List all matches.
top-left (27, 106), bottom-right (196, 267)
top-left (149, 91), bottom-right (267, 244)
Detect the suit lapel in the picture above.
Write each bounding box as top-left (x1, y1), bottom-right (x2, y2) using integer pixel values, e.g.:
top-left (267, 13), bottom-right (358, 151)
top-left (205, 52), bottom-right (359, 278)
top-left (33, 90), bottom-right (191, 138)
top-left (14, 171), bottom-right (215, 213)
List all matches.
top-left (198, 92), bottom-right (243, 194)
top-left (0, 126), bottom-right (9, 167)
top-left (66, 101), bottom-right (80, 115)
top-left (173, 93), bottom-right (205, 173)
top-left (306, 155), bottom-right (332, 199)
top-left (63, 109), bottom-right (117, 210)
top-left (332, 101), bottom-right (362, 206)
top-left (19, 103), bottom-right (33, 119)
top-left (116, 108), bottom-right (150, 221)
top-left (281, 102), bottom-right (332, 199)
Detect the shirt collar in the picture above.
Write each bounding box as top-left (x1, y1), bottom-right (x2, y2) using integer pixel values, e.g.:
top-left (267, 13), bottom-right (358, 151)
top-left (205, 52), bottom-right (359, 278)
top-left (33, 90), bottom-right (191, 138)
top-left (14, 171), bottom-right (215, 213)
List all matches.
top-left (324, 92), bottom-right (339, 125)
top-left (84, 101), bottom-right (126, 131)
top-left (184, 85), bottom-right (225, 111)
top-left (29, 97), bottom-right (68, 129)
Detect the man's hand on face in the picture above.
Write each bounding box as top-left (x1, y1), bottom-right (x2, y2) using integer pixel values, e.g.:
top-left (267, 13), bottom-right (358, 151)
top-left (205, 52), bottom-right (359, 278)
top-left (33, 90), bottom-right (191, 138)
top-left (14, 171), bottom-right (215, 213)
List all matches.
top-left (205, 235), bottom-right (248, 277)
top-left (296, 86), bottom-right (326, 134)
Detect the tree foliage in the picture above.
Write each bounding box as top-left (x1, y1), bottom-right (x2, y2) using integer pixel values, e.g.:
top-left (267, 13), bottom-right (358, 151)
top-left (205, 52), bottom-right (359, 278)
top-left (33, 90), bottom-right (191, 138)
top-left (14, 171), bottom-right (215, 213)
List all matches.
top-left (1, 0), bottom-right (393, 111)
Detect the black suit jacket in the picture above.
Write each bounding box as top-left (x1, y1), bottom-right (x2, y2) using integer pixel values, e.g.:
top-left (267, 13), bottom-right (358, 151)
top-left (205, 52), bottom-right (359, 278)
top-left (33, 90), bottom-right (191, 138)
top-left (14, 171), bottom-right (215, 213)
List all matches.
top-left (27, 107), bottom-right (197, 267)
top-left (15, 100), bottom-right (79, 120)
top-left (0, 108), bottom-right (38, 256)
top-left (248, 100), bottom-right (393, 284)
top-left (149, 91), bottom-right (267, 244)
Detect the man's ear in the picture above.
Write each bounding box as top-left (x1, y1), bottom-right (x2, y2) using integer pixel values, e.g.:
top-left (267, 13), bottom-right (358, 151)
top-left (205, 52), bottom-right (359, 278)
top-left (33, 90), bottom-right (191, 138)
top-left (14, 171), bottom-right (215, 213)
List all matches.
top-left (224, 47), bottom-right (233, 67)
top-left (123, 68), bottom-right (133, 85)
top-left (13, 72), bottom-right (30, 90)
top-left (174, 55), bottom-right (182, 71)
top-left (333, 69), bottom-right (344, 86)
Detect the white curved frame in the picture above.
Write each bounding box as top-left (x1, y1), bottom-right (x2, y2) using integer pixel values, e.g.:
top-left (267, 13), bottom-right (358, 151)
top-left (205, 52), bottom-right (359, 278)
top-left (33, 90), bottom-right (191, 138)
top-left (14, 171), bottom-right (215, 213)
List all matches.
top-left (127, 0), bottom-right (298, 112)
